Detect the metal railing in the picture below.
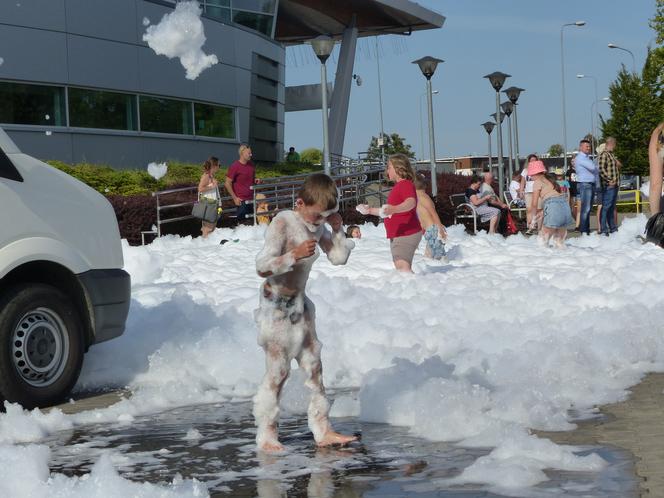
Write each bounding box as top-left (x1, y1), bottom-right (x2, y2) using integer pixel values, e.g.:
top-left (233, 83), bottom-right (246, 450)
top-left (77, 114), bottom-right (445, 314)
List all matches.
top-left (142, 158), bottom-right (389, 244)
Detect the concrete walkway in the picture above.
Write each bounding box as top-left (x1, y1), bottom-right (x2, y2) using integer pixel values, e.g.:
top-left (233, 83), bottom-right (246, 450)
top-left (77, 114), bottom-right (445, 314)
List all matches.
top-left (537, 373), bottom-right (664, 497)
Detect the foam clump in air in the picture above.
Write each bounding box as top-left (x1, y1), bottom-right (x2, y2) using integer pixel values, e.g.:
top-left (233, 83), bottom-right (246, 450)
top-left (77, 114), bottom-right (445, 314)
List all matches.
top-left (142, 0), bottom-right (218, 80)
top-left (147, 162), bottom-right (168, 180)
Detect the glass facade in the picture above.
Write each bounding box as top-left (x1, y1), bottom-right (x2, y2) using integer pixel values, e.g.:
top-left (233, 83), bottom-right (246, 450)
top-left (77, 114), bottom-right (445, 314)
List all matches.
top-left (139, 96), bottom-right (193, 135)
top-left (0, 82), bottom-right (66, 126)
top-left (0, 82), bottom-right (237, 142)
top-left (232, 10), bottom-right (273, 36)
top-left (194, 103), bottom-right (235, 139)
top-left (69, 87), bottom-right (137, 131)
top-left (199, 0), bottom-right (277, 37)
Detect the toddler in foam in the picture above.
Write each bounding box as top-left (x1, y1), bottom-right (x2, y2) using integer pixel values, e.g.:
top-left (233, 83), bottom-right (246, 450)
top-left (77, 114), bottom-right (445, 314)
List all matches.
top-left (253, 173), bottom-right (358, 452)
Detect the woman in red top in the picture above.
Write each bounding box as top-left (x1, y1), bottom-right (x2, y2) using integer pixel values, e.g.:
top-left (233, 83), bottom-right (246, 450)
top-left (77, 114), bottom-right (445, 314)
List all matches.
top-left (359, 153), bottom-right (422, 272)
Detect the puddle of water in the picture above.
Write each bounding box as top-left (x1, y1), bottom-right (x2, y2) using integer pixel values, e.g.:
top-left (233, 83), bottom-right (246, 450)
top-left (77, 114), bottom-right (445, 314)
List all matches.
top-left (44, 400), bottom-right (637, 497)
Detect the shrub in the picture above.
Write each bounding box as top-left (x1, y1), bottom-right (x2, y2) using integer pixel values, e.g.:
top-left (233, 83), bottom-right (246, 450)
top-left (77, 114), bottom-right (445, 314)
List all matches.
top-left (300, 148), bottom-right (322, 165)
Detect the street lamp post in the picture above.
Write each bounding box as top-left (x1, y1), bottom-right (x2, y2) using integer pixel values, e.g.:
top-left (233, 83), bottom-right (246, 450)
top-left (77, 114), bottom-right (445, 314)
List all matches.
top-left (608, 43), bottom-right (636, 73)
top-left (482, 121), bottom-right (495, 171)
top-left (501, 101), bottom-right (515, 180)
top-left (560, 21), bottom-right (586, 172)
top-left (484, 71), bottom-right (510, 196)
top-left (413, 56), bottom-right (444, 197)
top-left (310, 35), bottom-right (335, 176)
top-left (576, 74), bottom-right (599, 154)
top-left (503, 86), bottom-right (525, 174)
top-left (490, 111), bottom-right (506, 188)
top-left (591, 97), bottom-right (610, 144)
top-left (419, 89), bottom-right (439, 161)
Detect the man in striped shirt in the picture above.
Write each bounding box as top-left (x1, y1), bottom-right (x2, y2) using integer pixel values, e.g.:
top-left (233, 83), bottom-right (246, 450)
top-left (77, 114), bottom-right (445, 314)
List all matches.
top-left (598, 137), bottom-right (621, 235)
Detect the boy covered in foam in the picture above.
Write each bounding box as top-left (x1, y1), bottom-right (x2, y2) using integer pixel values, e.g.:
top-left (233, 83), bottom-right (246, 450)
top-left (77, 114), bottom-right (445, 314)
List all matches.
top-left (253, 173), bottom-right (357, 452)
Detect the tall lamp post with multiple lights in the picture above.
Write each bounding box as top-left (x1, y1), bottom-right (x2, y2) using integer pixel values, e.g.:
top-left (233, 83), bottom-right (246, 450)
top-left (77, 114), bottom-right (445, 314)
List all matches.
top-left (413, 56), bottom-right (444, 197)
top-left (484, 71), bottom-right (510, 196)
top-left (503, 86), bottom-right (524, 174)
top-left (310, 35), bottom-right (335, 176)
top-left (482, 121), bottom-right (495, 171)
top-left (500, 101), bottom-right (515, 180)
top-left (608, 43), bottom-right (636, 73)
top-left (560, 21), bottom-right (586, 172)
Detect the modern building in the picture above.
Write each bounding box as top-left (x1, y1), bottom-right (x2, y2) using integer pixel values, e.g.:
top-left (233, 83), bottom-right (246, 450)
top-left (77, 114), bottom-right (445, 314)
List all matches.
top-left (0, 0), bottom-right (443, 169)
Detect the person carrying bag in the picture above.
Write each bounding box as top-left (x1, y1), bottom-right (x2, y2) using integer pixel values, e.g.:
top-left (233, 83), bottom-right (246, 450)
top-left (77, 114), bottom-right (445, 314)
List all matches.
top-left (194, 157), bottom-right (222, 238)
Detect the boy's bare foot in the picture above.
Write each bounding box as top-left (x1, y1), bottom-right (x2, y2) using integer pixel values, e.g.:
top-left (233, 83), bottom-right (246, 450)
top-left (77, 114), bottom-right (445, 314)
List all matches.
top-left (258, 440), bottom-right (286, 453)
top-left (316, 431), bottom-right (358, 447)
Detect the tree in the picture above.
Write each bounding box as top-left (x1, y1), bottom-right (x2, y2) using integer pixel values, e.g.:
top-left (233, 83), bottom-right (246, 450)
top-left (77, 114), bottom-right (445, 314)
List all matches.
top-left (366, 132), bottom-right (415, 162)
top-left (300, 148), bottom-right (322, 165)
top-left (599, 3), bottom-right (664, 176)
top-left (547, 144), bottom-right (564, 156)
top-left (651, 0), bottom-right (664, 44)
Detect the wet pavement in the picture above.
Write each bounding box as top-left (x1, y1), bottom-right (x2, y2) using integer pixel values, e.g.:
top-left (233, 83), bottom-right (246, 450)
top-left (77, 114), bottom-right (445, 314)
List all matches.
top-left (45, 396), bottom-right (637, 497)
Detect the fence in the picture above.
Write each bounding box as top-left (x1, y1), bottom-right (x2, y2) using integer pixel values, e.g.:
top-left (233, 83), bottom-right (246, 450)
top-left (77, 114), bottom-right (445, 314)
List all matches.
top-left (142, 161), bottom-right (389, 244)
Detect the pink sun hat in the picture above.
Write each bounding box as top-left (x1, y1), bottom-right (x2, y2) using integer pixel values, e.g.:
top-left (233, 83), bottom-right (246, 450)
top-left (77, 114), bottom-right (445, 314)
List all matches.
top-left (527, 160), bottom-right (546, 176)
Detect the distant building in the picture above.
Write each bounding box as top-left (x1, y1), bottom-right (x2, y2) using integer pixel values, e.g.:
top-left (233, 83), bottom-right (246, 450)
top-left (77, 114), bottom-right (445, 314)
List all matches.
top-left (0, 0), bottom-right (443, 169)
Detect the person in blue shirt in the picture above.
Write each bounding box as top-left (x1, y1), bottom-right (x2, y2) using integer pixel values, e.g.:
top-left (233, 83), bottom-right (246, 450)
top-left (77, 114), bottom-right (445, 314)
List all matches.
top-left (574, 139), bottom-right (597, 234)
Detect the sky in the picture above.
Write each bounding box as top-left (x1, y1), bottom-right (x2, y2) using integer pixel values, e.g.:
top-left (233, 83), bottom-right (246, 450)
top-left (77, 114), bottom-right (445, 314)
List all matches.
top-left (283, 0), bottom-right (659, 161)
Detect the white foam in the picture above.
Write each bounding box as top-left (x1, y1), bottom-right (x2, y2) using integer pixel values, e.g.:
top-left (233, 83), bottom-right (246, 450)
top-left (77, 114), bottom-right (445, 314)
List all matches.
top-left (142, 1), bottom-right (218, 80)
top-left (1, 217), bottom-right (663, 493)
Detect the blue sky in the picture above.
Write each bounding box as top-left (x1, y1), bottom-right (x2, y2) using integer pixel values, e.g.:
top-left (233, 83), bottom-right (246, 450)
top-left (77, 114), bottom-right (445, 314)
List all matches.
top-left (283, 0), bottom-right (658, 160)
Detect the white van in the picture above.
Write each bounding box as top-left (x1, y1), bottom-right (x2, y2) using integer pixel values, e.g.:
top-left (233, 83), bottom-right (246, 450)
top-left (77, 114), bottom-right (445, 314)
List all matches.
top-left (0, 128), bottom-right (130, 408)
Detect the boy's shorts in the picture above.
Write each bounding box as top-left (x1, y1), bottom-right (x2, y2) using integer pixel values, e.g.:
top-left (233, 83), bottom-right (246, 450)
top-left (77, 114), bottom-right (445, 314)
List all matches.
top-left (390, 231), bottom-right (422, 264)
top-left (423, 225), bottom-right (446, 260)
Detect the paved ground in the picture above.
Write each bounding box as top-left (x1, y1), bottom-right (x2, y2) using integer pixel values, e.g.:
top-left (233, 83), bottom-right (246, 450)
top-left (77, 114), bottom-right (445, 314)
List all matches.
top-left (537, 373), bottom-right (664, 498)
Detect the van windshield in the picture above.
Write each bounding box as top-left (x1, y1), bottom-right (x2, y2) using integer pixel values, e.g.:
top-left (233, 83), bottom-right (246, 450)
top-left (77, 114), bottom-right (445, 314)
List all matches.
top-left (0, 146), bottom-right (23, 182)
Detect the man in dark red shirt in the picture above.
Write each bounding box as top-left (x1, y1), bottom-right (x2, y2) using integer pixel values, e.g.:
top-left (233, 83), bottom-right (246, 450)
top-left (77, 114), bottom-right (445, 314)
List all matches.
top-left (225, 144), bottom-right (256, 220)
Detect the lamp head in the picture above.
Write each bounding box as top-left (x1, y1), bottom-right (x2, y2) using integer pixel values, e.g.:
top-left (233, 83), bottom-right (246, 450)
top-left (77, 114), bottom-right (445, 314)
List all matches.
top-left (500, 101), bottom-right (514, 116)
top-left (412, 56), bottom-right (444, 80)
top-left (608, 43), bottom-right (618, 49)
top-left (575, 21), bottom-right (586, 26)
top-left (484, 71), bottom-right (511, 92)
top-left (310, 35), bottom-right (335, 63)
top-left (353, 74), bottom-right (362, 86)
top-left (503, 86), bottom-right (524, 103)
top-left (482, 121), bottom-right (495, 134)
top-left (490, 112), bottom-right (506, 124)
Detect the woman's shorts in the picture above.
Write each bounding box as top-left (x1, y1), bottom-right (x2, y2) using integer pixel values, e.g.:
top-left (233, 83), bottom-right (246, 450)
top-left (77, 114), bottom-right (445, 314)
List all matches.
top-left (390, 231), bottom-right (423, 264)
top-left (543, 195), bottom-right (574, 228)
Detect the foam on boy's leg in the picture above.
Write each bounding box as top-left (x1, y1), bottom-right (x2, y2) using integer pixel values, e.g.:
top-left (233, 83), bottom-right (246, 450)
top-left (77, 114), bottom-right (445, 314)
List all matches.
top-left (253, 341), bottom-right (290, 450)
top-left (297, 303), bottom-right (356, 447)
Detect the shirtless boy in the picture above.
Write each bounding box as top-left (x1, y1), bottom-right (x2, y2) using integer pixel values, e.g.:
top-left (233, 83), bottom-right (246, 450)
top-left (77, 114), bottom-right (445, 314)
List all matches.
top-left (253, 173), bottom-right (358, 452)
top-left (413, 175), bottom-right (447, 260)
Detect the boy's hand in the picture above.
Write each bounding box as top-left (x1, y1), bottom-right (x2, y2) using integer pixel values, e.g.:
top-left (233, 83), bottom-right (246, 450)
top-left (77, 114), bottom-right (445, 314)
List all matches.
top-left (292, 239), bottom-right (317, 260)
top-left (326, 212), bottom-right (343, 232)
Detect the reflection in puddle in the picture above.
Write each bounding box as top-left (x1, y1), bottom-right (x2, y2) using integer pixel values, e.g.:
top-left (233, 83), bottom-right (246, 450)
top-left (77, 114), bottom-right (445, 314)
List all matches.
top-left (44, 400), bottom-right (637, 497)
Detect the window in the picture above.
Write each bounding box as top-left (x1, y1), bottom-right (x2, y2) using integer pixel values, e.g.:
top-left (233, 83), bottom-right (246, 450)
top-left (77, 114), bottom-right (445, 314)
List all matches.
top-left (69, 88), bottom-right (137, 131)
top-left (232, 10), bottom-right (273, 36)
top-left (0, 82), bottom-right (65, 126)
top-left (139, 96), bottom-right (193, 135)
top-left (194, 103), bottom-right (235, 139)
top-left (232, 0), bottom-right (277, 14)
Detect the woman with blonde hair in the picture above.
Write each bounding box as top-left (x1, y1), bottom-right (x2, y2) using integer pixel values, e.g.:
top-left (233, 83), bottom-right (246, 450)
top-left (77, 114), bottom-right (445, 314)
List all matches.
top-left (356, 153), bottom-right (421, 272)
top-left (197, 156), bottom-right (221, 238)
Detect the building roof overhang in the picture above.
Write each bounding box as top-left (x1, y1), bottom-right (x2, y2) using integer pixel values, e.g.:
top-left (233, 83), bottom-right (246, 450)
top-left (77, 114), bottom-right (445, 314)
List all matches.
top-left (275, 0), bottom-right (444, 45)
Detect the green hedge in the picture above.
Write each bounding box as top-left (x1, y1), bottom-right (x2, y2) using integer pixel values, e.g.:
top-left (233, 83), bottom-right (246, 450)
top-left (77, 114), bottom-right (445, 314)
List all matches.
top-left (46, 160), bottom-right (321, 196)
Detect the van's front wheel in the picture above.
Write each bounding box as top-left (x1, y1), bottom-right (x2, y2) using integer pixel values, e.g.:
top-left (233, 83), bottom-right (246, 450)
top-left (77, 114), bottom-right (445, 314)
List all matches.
top-left (0, 284), bottom-right (84, 409)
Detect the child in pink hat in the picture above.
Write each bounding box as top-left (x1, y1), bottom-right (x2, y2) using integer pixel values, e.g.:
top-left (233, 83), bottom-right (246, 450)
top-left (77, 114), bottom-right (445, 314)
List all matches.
top-left (528, 161), bottom-right (574, 247)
